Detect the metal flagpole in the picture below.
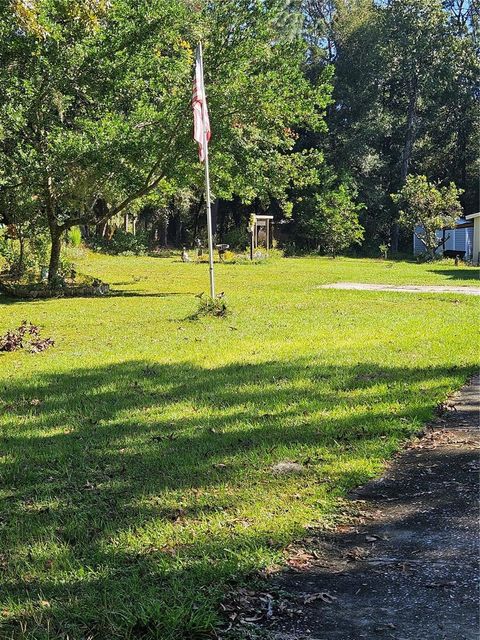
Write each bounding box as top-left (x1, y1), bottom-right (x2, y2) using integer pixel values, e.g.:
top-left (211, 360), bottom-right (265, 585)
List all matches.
top-left (198, 42), bottom-right (215, 299)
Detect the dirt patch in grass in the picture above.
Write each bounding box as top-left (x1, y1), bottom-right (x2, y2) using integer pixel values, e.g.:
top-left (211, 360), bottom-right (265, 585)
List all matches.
top-left (320, 282), bottom-right (480, 295)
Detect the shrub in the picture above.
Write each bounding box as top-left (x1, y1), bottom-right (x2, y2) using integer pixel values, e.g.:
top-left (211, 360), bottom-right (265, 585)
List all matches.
top-left (0, 229), bottom-right (50, 276)
top-left (0, 229), bottom-right (18, 272)
top-left (222, 227), bottom-right (249, 250)
top-left (92, 229), bottom-right (148, 255)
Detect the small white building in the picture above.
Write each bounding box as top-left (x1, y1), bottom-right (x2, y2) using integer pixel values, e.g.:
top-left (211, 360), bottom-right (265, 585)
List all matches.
top-left (413, 217), bottom-right (475, 261)
top-left (465, 212), bottom-right (480, 265)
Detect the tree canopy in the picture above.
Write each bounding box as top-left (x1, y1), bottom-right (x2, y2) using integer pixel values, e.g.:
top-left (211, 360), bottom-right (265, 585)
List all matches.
top-left (0, 0), bottom-right (332, 278)
top-left (0, 0), bottom-right (478, 275)
top-left (392, 174), bottom-right (463, 259)
top-left (302, 0), bottom-right (479, 250)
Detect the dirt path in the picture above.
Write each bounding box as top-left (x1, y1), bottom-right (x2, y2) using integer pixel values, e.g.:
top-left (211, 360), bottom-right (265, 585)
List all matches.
top-left (224, 376), bottom-right (479, 640)
top-left (320, 282), bottom-right (480, 295)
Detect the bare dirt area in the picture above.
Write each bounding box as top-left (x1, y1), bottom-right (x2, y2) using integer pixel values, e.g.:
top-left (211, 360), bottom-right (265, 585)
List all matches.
top-left (222, 376), bottom-right (479, 640)
top-left (320, 282), bottom-right (480, 295)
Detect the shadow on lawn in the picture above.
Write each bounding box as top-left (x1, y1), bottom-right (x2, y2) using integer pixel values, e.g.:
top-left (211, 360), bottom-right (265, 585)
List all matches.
top-left (264, 422), bottom-right (479, 639)
top-left (0, 290), bottom-right (195, 305)
top-left (427, 268), bottom-right (480, 281)
top-left (0, 358), bottom-right (473, 639)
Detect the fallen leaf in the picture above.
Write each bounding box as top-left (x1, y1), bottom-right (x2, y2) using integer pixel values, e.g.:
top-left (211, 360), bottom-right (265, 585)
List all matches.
top-left (304, 591), bottom-right (337, 604)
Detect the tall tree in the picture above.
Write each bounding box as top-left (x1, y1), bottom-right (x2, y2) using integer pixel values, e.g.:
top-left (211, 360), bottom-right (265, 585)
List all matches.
top-left (0, 0), bottom-right (332, 281)
top-left (301, 0), bottom-right (479, 251)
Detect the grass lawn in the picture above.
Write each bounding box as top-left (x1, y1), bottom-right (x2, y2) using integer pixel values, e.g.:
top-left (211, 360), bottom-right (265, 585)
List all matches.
top-left (0, 253), bottom-right (478, 639)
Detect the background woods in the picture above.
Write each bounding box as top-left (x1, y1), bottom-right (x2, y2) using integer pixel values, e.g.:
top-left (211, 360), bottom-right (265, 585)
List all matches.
top-left (0, 0), bottom-right (478, 275)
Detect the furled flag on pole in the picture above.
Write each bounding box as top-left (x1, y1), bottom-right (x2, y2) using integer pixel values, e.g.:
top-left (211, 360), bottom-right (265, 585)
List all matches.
top-left (192, 42), bottom-right (216, 298)
top-left (192, 44), bottom-right (211, 162)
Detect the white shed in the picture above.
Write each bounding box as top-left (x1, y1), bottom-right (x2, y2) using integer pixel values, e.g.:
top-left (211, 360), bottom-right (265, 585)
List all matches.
top-left (413, 217), bottom-right (474, 260)
top-left (465, 212), bottom-right (480, 265)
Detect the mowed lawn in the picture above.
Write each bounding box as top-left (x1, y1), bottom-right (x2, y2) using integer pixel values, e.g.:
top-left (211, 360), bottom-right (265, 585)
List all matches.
top-left (0, 253), bottom-right (478, 639)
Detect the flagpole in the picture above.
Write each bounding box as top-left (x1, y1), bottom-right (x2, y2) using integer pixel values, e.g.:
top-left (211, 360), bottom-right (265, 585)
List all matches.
top-left (198, 41), bottom-right (215, 299)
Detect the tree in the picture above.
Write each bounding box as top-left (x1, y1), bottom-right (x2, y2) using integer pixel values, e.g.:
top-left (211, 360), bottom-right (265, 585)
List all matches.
top-left (392, 175), bottom-right (463, 259)
top-left (300, 0), bottom-right (479, 251)
top-left (292, 176), bottom-right (364, 256)
top-left (0, 0), bottom-right (332, 281)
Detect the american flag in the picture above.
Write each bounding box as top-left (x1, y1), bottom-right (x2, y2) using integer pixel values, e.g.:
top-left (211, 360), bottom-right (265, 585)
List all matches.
top-left (192, 45), bottom-right (211, 162)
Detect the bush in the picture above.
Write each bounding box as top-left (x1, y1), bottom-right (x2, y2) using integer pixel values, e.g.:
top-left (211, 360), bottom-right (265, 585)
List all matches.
top-left (0, 229), bottom-right (50, 276)
top-left (222, 227), bottom-right (249, 250)
top-left (90, 229), bottom-right (148, 255)
top-left (0, 229), bottom-right (18, 271)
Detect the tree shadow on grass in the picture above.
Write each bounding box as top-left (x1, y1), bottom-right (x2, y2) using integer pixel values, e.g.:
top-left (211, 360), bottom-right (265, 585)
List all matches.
top-left (0, 290), bottom-right (196, 305)
top-left (264, 433), bottom-right (479, 639)
top-left (0, 358), bottom-right (474, 639)
top-left (427, 268), bottom-right (480, 281)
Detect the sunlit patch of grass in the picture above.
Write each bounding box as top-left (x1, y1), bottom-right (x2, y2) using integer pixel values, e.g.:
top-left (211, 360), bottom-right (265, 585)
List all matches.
top-left (0, 253), bottom-right (478, 639)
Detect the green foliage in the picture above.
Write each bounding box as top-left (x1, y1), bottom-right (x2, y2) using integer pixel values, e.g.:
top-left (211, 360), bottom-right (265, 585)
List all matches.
top-left (379, 243), bottom-right (390, 260)
top-left (0, 0), bottom-right (332, 277)
top-left (302, 0), bottom-right (479, 248)
top-left (222, 227), bottom-right (249, 251)
top-left (28, 233), bottom-right (51, 268)
top-left (189, 293), bottom-right (230, 319)
top-left (92, 229), bottom-right (149, 256)
top-left (0, 230), bottom-right (18, 272)
top-left (316, 185), bottom-right (364, 257)
top-left (67, 226), bottom-right (82, 247)
top-left (293, 178), bottom-right (365, 256)
top-left (0, 227), bottom-right (50, 275)
top-left (392, 175), bottom-right (463, 259)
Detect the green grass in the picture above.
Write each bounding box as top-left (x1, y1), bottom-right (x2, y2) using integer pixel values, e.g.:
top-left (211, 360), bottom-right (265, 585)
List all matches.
top-left (0, 252), bottom-right (478, 639)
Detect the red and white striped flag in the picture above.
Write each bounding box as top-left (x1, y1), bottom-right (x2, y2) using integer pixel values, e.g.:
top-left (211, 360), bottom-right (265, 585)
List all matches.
top-left (192, 45), bottom-right (211, 162)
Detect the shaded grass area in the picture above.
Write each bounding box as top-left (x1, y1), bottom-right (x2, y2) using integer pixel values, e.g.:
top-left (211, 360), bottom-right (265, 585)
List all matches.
top-left (0, 254), bottom-right (478, 639)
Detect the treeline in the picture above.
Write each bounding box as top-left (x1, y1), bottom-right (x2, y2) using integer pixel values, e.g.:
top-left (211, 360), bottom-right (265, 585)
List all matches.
top-left (0, 0), bottom-right (478, 281)
top-left (300, 0), bottom-right (479, 252)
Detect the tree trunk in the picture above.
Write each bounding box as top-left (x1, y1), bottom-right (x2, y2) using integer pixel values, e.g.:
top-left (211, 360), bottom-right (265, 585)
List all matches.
top-left (390, 220), bottom-right (400, 253)
top-left (400, 77), bottom-right (418, 183)
top-left (192, 194), bottom-right (204, 241)
top-left (48, 228), bottom-right (62, 284)
top-left (392, 75), bottom-right (418, 252)
top-left (44, 175), bottom-right (62, 284)
top-left (163, 214), bottom-right (168, 247)
top-left (17, 232), bottom-right (25, 275)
